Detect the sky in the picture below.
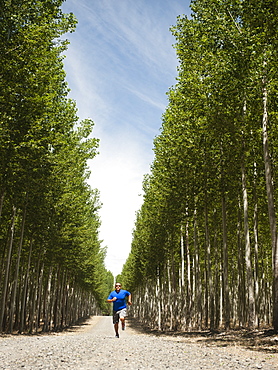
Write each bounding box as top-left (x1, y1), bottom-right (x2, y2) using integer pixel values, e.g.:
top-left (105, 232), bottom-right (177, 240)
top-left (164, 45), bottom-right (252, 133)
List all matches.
top-left (61, 0), bottom-right (191, 276)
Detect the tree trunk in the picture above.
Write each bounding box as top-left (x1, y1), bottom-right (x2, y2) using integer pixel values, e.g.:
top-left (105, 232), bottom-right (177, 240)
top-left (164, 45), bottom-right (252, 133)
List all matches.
top-left (0, 189), bottom-right (5, 221)
top-left (213, 216), bottom-right (220, 329)
top-left (35, 262), bottom-right (44, 332)
top-left (9, 198), bottom-right (27, 333)
top-left (0, 206), bottom-right (16, 332)
top-left (29, 258), bottom-right (41, 333)
top-left (19, 238), bottom-right (33, 333)
top-left (180, 225), bottom-right (185, 288)
top-left (43, 266), bottom-right (52, 332)
top-left (156, 272), bottom-right (161, 331)
top-left (205, 202), bottom-right (214, 330)
top-left (221, 193), bottom-right (230, 329)
top-left (167, 261), bottom-right (173, 330)
top-left (241, 159), bottom-right (255, 328)
top-left (237, 202), bottom-right (245, 327)
top-left (193, 208), bottom-right (202, 329)
top-left (185, 218), bottom-right (192, 328)
top-left (253, 162), bottom-right (260, 327)
top-left (262, 77), bottom-right (278, 331)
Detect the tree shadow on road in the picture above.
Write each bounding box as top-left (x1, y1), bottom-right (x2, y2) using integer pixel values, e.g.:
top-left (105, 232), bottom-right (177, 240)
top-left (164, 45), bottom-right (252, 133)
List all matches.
top-left (127, 317), bottom-right (278, 354)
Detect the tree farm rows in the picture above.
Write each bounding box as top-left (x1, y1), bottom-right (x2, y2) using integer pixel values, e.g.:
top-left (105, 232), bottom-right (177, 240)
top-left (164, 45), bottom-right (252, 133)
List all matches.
top-left (0, 0), bottom-right (113, 334)
top-left (121, 0), bottom-right (278, 332)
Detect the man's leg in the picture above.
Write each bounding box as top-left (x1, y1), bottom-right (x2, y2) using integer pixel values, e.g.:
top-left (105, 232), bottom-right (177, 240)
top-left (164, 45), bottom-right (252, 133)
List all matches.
top-left (113, 311), bottom-right (120, 337)
top-left (119, 308), bottom-right (127, 330)
top-left (114, 322), bottom-right (119, 337)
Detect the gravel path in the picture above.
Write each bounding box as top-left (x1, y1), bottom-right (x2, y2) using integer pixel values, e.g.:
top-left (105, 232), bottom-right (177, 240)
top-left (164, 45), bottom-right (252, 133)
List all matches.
top-left (0, 316), bottom-right (277, 369)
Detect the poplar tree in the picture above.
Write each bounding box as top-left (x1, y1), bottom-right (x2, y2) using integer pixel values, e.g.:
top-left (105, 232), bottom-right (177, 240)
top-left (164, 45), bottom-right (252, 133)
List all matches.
top-left (123, 0), bottom-right (278, 332)
top-left (0, 0), bottom-right (112, 333)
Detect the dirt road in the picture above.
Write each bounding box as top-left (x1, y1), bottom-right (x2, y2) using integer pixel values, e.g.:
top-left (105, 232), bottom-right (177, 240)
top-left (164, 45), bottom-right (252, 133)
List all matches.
top-left (0, 316), bottom-right (277, 369)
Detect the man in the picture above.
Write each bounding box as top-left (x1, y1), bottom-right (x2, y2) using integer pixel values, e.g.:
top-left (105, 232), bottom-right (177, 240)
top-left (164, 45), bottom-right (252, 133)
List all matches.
top-left (107, 282), bottom-right (132, 338)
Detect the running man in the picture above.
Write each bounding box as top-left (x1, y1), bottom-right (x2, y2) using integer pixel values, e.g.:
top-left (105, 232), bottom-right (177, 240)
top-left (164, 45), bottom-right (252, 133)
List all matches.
top-left (107, 282), bottom-right (132, 338)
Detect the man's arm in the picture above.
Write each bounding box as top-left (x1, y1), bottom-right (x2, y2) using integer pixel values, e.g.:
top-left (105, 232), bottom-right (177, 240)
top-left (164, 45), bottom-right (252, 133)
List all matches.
top-left (107, 297), bottom-right (117, 302)
top-left (127, 293), bottom-right (132, 305)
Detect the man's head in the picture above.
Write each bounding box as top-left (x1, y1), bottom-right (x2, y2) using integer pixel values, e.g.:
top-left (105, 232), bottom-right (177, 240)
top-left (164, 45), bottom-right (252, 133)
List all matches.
top-left (115, 282), bottom-right (121, 292)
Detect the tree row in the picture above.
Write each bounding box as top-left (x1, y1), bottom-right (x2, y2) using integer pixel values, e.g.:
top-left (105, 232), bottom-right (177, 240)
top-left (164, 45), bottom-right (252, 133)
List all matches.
top-left (0, 0), bottom-right (113, 333)
top-left (121, 0), bottom-right (278, 331)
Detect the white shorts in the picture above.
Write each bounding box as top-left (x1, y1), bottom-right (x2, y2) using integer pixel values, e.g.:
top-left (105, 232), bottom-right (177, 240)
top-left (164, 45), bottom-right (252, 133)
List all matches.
top-left (113, 308), bottom-right (127, 324)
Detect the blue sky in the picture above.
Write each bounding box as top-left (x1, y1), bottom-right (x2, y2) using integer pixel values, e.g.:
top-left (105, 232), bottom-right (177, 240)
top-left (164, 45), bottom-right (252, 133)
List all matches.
top-left (61, 0), bottom-right (191, 276)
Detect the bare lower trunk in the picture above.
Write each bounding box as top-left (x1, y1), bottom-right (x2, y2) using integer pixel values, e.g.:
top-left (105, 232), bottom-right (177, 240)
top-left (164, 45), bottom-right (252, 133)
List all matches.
top-left (156, 272), bottom-right (161, 331)
top-left (43, 267), bottom-right (53, 332)
top-left (214, 213), bottom-right (221, 329)
top-left (221, 193), bottom-right (230, 329)
top-left (241, 160), bottom-right (255, 328)
top-left (9, 199), bottom-right (27, 333)
top-left (185, 218), bottom-right (192, 328)
top-left (262, 79), bottom-right (278, 330)
top-left (180, 225), bottom-right (185, 288)
top-left (253, 163), bottom-right (260, 327)
top-left (194, 208), bottom-right (201, 329)
top-left (205, 202), bottom-right (214, 330)
top-left (19, 238), bottom-right (33, 333)
top-left (237, 201), bottom-right (244, 326)
top-left (0, 206), bottom-right (16, 332)
top-left (29, 258), bottom-right (40, 333)
top-left (35, 262), bottom-right (44, 332)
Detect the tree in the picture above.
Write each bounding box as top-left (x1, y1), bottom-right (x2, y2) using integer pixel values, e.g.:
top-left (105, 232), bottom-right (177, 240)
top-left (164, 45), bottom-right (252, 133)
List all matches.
top-left (0, 0), bottom-right (111, 333)
top-left (124, 0), bottom-right (278, 332)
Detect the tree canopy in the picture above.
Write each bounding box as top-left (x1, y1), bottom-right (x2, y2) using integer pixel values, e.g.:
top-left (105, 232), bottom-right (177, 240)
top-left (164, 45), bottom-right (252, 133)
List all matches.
top-left (122, 0), bottom-right (278, 331)
top-left (0, 0), bottom-right (112, 333)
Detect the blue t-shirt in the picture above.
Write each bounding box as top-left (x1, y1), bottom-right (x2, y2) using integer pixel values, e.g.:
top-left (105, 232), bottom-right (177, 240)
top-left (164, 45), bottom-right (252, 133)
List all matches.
top-left (107, 289), bottom-right (131, 311)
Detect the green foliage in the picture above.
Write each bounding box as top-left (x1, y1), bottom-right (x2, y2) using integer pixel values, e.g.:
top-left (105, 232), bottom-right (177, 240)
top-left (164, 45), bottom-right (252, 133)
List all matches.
top-left (0, 0), bottom-right (110, 332)
top-left (122, 0), bottom-right (278, 329)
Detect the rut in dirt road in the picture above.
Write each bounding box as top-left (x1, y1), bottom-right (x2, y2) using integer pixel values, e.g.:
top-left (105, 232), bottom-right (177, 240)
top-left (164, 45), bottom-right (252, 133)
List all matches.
top-left (0, 316), bottom-right (277, 369)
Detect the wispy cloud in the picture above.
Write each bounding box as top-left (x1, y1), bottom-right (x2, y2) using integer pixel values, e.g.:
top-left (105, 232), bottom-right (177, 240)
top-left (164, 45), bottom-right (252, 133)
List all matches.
top-left (62, 0), bottom-right (191, 276)
top-left (77, 0), bottom-right (179, 71)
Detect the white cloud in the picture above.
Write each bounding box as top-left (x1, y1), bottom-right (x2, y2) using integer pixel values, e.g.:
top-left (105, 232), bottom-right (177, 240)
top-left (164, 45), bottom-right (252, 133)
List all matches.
top-left (88, 130), bottom-right (150, 276)
top-left (62, 0), bottom-right (191, 276)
